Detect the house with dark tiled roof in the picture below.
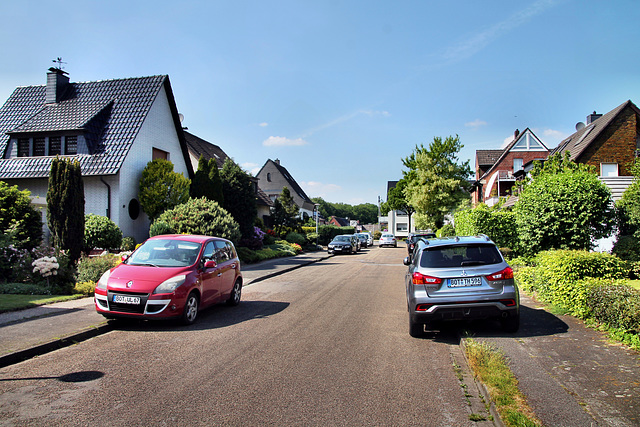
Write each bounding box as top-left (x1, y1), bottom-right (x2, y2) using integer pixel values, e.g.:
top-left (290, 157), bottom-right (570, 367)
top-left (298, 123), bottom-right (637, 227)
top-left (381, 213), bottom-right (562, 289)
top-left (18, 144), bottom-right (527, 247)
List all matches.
top-left (184, 130), bottom-right (230, 170)
top-left (550, 100), bottom-right (640, 201)
top-left (255, 158), bottom-right (315, 218)
top-left (0, 67), bottom-right (193, 243)
top-left (470, 128), bottom-right (550, 206)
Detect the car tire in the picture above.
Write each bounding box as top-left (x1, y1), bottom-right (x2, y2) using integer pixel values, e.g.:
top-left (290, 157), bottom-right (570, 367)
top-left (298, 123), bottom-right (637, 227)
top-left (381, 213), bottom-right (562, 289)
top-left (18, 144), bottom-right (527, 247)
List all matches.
top-left (181, 291), bottom-right (199, 325)
top-left (409, 316), bottom-right (425, 338)
top-left (501, 313), bottom-right (520, 333)
top-left (227, 280), bottom-right (242, 306)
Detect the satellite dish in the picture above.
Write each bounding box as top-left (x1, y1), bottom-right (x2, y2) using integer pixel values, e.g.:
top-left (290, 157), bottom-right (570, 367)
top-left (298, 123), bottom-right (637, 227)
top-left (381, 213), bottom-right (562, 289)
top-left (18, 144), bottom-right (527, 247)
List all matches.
top-left (178, 113), bottom-right (184, 123)
top-left (576, 122), bottom-right (585, 131)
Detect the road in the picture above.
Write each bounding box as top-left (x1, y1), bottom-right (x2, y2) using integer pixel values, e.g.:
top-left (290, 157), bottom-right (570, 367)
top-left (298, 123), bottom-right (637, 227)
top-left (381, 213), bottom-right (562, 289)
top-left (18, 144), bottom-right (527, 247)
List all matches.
top-left (0, 246), bottom-right (487, 426)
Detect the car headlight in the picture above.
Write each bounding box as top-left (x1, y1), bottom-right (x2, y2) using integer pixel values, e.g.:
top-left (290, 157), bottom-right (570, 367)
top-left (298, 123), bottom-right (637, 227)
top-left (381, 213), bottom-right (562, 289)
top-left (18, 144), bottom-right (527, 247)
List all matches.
top-left (153, 275), bottom-right (187, 294)
top-left (96, 270), bottom-right (111, 290)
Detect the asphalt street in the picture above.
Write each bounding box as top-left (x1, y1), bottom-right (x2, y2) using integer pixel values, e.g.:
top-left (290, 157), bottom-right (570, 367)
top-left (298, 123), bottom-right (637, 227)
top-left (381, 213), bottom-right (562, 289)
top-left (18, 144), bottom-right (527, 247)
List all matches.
top-left (0, 247), bottom-right (486, 426)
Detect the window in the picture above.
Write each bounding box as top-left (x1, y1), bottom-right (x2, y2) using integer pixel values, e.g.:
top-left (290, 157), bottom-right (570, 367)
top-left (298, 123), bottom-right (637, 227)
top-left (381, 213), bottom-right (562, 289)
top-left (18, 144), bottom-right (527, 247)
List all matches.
top-left (267, 173), bottom-right (272, 182)
top-left (33, 137), bottom-right (46, 156)
top-left (65, 136), bottom-right (78, 155)
top-left (513, 158), bottom-right (523, 171)
top-left (17, 138), bottom-right (30, 157)
top-left (49, 137), bottom-right (61, 155)
top-left (152, 148), bottom-right (168, 160)
top-left (601, 163), bottom-right (618, 177)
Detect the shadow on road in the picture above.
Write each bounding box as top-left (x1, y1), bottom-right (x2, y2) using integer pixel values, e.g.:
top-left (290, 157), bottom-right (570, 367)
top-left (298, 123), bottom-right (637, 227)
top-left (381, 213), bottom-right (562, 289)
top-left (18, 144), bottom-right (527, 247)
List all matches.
top-left (107, 300), bottom-right (290, 332)
top-left (411, 305), bottom-right (569, 344)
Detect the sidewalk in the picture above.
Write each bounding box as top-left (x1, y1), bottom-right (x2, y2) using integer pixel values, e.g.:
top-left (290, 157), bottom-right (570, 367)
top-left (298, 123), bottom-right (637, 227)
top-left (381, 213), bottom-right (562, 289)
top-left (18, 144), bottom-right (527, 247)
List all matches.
top-left (0, 250), bottom-right (331, 368)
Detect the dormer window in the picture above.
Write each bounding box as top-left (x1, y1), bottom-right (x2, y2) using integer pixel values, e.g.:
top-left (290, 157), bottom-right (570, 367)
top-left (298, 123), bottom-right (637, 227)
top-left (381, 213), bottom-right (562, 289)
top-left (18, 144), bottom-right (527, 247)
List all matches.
top-left (10, 135), bottom-right (79, 158)
top-left (17, 138), bottom-right (29, 157)
top-left (65, 136), bottom-right (77, 155)
top-left (34, 137), bottom-right (46, 156)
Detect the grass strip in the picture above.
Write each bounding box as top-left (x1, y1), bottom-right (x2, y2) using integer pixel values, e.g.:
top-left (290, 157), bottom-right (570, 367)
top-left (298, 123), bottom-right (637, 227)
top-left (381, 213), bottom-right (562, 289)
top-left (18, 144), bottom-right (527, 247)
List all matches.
top-left (463, 338), bottom-right (542, 427)
top-left (0, 294), bottom-right (84, 313)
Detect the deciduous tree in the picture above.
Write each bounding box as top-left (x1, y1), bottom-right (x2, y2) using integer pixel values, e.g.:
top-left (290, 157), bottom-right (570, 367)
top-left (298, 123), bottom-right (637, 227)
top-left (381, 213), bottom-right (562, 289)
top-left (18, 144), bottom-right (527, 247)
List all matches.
top-left (138, 159), bottom-right (190, 222)
top-left (403, 135), bottom-right (471, 229)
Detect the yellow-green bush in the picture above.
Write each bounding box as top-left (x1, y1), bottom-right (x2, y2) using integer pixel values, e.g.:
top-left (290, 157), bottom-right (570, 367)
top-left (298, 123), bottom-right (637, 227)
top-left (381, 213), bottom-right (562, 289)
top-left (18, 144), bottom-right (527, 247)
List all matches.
top-left (74, 281), bottom-right (96, 296)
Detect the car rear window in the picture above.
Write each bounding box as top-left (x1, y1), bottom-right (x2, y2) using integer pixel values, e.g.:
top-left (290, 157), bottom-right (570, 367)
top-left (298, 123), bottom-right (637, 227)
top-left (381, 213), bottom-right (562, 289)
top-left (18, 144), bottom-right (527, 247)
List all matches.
top-left (419, 244), bottom-right (502, 268)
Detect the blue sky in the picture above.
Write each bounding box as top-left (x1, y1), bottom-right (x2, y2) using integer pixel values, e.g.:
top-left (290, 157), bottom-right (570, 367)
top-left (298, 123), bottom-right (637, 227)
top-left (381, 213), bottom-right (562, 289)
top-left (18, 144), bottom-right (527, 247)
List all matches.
top-left (1, 0), bottom-right (639, 206)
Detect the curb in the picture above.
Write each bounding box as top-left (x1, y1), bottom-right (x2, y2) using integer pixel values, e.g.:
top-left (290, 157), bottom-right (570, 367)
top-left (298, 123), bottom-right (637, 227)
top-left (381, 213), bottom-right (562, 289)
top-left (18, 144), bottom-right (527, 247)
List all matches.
top-left (0, 322), bottom-right (112, 369)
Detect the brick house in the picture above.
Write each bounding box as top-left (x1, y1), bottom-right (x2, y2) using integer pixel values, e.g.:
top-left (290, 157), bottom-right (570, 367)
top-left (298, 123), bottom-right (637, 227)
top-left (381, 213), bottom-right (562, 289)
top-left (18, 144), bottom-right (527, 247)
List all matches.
top-left (550, 100), bottom-right (640, 201)
top-left (0, 68), bottom-right (193, 243)
top-left (471, 128), bottom-right (550, 206)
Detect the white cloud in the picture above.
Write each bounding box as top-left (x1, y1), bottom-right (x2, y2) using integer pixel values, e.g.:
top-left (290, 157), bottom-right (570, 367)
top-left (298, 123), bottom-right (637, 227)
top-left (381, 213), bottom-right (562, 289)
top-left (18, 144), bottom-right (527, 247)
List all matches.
top-left (300, 181), bottom-right (341, 198)
top-left (540, 128), bottom-right (569, 148)
top-left (259, 122), bottom-right (268, 127)
top-left (501, 135), bottom-right (514, 148)
top-left (465, 119), bottom-right (487, 129)
top-left (263, 136), bottom-right (309, 147)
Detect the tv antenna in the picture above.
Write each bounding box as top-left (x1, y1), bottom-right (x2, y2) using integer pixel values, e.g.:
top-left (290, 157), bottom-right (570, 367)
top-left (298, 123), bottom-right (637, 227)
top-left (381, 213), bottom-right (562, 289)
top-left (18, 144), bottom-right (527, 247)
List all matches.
top-left (52, 57), bottom-right (67, 70)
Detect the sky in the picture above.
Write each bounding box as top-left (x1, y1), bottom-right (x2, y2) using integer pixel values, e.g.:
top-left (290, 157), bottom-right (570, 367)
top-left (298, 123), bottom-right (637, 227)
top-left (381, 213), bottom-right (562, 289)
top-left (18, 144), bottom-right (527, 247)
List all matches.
top-left (1, 0), bottom-right (639, 206)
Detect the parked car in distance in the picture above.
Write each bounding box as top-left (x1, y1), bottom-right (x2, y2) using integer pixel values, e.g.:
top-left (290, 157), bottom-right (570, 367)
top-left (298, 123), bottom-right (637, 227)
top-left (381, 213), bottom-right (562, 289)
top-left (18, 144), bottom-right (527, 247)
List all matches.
top-left (328, 234), bottom-right (358, 254)
top-left (364, 233), bottom-right (373, 247)
top-left (403, 235), bottom-right (519, 337)
top-left (355, 233), bottom-right (369, 248)
top-left (407, 231), bottom-right (436, 258)
top-left (94, 234), bottom-right (242, 325)
top-left (379, 233), bottom-right (397, 248)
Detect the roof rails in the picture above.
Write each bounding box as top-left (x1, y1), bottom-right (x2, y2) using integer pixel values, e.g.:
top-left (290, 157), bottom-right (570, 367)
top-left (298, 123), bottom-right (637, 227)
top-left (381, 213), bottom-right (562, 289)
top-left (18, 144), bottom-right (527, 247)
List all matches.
top-left (477, 234), bottom-right (491, 241)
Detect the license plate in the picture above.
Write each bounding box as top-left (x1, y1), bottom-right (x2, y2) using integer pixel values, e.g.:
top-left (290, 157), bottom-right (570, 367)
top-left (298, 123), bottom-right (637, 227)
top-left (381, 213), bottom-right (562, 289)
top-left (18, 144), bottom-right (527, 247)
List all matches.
top-left (449, 277), bottom-right (482, 287)
top-left (113, 295), bottom-right (141, 304)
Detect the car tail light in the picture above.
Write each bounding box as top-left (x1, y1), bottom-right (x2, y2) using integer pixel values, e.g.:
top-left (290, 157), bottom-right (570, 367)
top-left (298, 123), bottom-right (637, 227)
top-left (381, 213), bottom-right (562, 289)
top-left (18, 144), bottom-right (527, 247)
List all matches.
top-left (486, 267), bottom-right (514, 281)
top-left (416, 303), bottom-right (433, 311)
top-left (412, 272), bottom-right (442, 285)
top-left (500, 299), bottom-right (517, 307)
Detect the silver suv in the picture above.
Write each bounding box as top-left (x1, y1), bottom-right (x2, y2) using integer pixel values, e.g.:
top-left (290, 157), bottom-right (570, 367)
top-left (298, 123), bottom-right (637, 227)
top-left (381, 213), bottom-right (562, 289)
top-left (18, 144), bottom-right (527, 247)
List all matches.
top-left (403, 235), bottom-right (519, 337)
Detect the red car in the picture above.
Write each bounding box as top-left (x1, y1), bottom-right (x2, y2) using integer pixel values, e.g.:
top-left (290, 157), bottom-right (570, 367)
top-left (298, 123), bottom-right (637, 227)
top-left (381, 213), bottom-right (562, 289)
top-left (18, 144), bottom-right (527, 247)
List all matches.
top-left (94, 234), bottom-right (242, 325)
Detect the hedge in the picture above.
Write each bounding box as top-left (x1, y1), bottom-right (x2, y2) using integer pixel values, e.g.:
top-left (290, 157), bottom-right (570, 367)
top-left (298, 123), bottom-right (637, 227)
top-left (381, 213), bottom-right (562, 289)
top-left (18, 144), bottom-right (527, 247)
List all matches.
top-left (454, 204), bottom-right (518, 250)
top-left (514, 250), bottom-right (639, 340)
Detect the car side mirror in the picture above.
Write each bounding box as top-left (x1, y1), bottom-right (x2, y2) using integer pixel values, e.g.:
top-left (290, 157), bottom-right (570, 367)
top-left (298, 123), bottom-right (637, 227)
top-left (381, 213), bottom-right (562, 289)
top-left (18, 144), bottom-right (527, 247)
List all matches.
top-left (204, 260), bottom-right (217, 269)
top-left (403, 257), bottom-right (411, 266)
top-left (121, 254), bottom-right (129, 262)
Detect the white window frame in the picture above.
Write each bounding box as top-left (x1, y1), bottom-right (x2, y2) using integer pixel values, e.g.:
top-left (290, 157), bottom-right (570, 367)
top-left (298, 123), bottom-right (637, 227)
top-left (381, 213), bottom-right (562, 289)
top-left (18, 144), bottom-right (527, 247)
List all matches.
top-left (600, 163), bottom-right (618, 177)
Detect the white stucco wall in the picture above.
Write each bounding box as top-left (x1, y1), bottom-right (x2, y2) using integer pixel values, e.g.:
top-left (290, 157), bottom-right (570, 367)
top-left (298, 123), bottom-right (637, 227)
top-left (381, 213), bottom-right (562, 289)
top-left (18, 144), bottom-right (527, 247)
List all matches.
top-left (116, 85), bottom-right (190, 243)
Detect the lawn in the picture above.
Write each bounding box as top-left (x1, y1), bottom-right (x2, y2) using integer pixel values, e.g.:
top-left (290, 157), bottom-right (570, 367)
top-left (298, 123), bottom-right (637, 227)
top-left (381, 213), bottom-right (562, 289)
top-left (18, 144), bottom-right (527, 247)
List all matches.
top-left (629, 280), bottom-right (640, 290)
top-left (0, 294), bottom-right (84, 313)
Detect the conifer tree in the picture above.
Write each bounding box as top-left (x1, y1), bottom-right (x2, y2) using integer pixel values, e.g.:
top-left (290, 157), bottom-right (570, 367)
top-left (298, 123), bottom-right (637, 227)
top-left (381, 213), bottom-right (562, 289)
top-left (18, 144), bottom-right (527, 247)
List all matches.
top-left (47, 157), bottom-right (85, 263)
top-left (219, 159), bottom-right (257, 240)
top-left (190, 155), bottom-right (224, 205)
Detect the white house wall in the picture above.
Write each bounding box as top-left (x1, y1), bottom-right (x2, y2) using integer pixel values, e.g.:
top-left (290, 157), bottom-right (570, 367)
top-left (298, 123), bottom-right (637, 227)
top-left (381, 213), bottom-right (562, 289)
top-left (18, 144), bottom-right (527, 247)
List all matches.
top-left (117, 85), bottom-right (189, 243)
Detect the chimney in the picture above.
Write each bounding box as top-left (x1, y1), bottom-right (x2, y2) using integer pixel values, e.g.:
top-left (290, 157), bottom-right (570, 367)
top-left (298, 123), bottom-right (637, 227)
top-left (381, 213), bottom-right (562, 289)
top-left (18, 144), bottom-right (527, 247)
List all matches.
top-left (586, 111), bottom-right (602, 124)
top-left (46, 67), bottom-right (69, 104)
top-left (514, 129), bottom-right (520, 139)
top-left (274, 158), bottom-right (280, 165)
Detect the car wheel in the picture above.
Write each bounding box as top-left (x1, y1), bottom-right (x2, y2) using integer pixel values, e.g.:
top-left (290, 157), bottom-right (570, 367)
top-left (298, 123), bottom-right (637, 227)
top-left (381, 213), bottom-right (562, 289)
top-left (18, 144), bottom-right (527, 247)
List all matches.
top-left (181, 291), bottom-right (199, 325)
top-left (501, 313), bottom-right (520, 333)
top-left (409, 316), bottom-right (425, 338)
top-left (227, 280), bottom-right (242, 306)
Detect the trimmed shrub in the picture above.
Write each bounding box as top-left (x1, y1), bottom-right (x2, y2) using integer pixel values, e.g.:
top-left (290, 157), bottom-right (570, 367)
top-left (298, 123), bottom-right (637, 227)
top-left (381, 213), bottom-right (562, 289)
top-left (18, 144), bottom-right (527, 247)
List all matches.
top-left (285, 232), bottom-right (306, 246)
top-left (77, 254), bottom-right (120, 283)
top-left (586, 282), bottom-right (640, 333)
top-left (74, 281), bottom-right (96, 296)
top-left (149, 220), bottom-right (174, 237)
top-left (454, 203), bottom-right (517, 250)
top-left (84, 214), bottom-right (123, 251)
top-left (437, 223), bottom-right (455, 237)
top-left (0, 181), bottom-right (42, 250)
top-left (317, 225), bottom-right (355, 245)
top-left (0, 282), bottom-right (51, 295)
top-left (373, 230), bottom-right (382, 240)
top-left (121, 236), bottom-right (136, 251)
top-left (153, 198), bottom-right (241, 243)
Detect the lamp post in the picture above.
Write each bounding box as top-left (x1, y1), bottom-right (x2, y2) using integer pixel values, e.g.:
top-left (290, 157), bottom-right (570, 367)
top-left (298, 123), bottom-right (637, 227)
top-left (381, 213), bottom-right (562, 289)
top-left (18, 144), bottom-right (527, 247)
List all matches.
top-left (314, 203), bottom-right (320, 248)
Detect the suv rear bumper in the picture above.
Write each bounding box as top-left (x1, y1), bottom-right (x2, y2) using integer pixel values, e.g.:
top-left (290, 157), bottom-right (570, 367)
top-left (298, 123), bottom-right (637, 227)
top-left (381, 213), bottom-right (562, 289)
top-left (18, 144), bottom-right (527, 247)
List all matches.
top-left (410, 300), bottom-right (518, 323)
